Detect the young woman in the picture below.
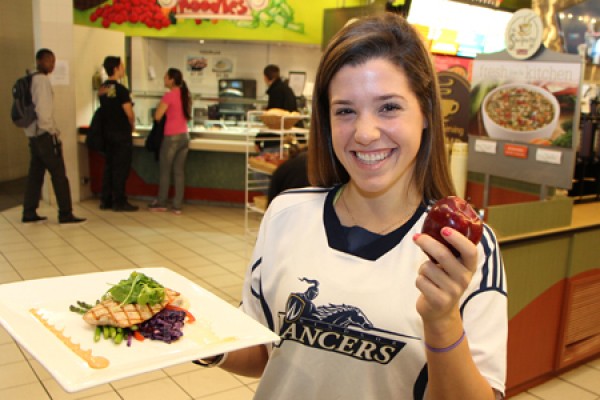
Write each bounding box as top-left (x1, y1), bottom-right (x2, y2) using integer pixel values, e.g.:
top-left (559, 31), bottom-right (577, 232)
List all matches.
top-left (148, 68), bottom-right (191, 214)
top-left (196, 14), bottom-right (507, 400)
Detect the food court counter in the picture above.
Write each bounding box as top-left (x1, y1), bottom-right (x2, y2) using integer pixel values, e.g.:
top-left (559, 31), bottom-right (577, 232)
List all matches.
top-left (78, 125), bottom-right (261, 204)
top-left (495, 200), bottom-right (600, 397)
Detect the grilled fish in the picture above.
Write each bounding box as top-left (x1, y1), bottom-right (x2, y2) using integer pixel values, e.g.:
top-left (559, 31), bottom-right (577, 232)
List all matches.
top-left (83, 288), bottom-right (181, 328)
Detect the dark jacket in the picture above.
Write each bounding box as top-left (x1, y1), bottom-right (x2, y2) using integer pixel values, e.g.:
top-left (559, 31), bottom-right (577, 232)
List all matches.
top-left (268, 151), bottom-right (309, 205)
top-left (145, 116), bottom-right (165, 161)
top-left (266, 78), bottom-right (298, 112)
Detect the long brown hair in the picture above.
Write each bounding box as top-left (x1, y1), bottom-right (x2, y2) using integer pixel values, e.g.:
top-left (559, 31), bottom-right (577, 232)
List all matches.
top-left (308, 13), bottom-right (455, 201)
top-left (167, 68), bottom-right (192, 120)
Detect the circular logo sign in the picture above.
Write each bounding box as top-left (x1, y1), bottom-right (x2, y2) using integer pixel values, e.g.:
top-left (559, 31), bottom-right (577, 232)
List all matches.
top-left (505, 8), bottom-right (543, 60)
top-left (158, 0), bottom-right (178, 7)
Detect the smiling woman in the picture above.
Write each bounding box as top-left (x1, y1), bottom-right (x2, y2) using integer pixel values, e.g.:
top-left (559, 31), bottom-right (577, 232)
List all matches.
top-left (212, 13), bottom-right (508, 400)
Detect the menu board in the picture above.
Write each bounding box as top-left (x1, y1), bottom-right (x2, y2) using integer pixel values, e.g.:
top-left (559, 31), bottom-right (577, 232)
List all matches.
top-left (467, 47), bottom-right (582, 192)
top-left (470, 57), bottom-right (581, 149)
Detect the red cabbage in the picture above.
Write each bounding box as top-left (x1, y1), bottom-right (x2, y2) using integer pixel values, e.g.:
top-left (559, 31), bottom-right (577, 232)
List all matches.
top-left (138, 308), bottom-right (186, 343)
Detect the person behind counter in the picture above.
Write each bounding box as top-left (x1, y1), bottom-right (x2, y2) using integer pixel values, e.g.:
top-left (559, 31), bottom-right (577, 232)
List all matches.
top-left (263, 64), bottom-right (298, 112)
top-left (98, 56), bottom-right (138, 212)
top-left (260, 64), bottom-right (304, 149)
top-left (195, 13), bottom-right (507, 400)
top-left (148, 68), bottom-right (191, 215)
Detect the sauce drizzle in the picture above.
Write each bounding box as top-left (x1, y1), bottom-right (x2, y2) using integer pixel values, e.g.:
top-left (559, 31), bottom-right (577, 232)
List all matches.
top-left (30, 308), bottom-right (109, 369)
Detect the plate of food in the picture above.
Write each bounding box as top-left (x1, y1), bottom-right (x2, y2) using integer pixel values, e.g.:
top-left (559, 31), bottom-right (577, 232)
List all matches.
top-left (0, 267), bottom-right (279, 392)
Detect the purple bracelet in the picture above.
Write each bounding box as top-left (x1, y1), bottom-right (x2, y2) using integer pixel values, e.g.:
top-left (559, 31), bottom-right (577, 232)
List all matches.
top-left (425, 330), bottom-right (466, 353)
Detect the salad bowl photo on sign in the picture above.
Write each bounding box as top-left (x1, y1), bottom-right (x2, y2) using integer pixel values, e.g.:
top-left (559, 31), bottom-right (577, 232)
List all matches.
top-left (469, 59), bottom-right (580, 149)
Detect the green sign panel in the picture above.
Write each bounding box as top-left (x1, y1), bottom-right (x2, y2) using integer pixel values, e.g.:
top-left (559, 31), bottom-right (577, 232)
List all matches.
top-left (74, 0), bottom-right (362, 45)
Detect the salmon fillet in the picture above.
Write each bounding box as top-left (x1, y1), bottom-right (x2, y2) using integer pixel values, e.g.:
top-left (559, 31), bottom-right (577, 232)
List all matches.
top-left (83, 288), bottom-right (181, 328)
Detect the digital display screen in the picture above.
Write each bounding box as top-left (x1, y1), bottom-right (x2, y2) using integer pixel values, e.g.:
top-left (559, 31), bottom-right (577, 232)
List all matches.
top-left (230, 81), bottom-right (242, 89)
top-left (586, 33), bottom-right (600, 65)
top-left (556, 0), bottom-right (600, 65)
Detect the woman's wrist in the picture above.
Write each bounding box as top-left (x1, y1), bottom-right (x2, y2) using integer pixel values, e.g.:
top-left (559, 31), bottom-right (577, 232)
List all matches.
top-left (424, 330), bottom-right (466, 353)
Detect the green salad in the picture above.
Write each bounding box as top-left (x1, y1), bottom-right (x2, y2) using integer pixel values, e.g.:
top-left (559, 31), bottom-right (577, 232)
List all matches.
top-left (103, 271), bottom-right (165, 305)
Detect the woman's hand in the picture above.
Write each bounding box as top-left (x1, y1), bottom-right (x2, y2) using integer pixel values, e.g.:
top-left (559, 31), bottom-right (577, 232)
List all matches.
top-left (413, 227), bottom-right (479, 324)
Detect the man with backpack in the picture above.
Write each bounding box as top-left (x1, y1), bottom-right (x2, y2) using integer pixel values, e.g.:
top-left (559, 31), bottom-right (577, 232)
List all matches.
top-left (20, 48), bottom-right (86, 225)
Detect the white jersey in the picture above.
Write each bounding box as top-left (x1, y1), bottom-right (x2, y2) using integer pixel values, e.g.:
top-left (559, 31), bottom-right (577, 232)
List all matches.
top-left (241, 187), bottom-right (507, 399)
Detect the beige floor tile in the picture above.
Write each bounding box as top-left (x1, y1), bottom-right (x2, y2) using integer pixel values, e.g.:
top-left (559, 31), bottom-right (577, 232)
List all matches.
top-left (508, 392), bottom-right (542, 399)
top-left (195, 385), bottom-right (256, 400)
top-left (0, 343), bottom-right (26, 365)
top-left (117, 377), bottom-right (191, 400)
top-left (41, 378), bottom-right (114, 400)
top-left (0, 361), bottom-right (38, 389)
top-left (2, 249), bottom-right (45, 262)
top-left (0, 262), bottom-right (15, 273)
top-left (40, 246), bottom-right (83, 257)
top-left (57, 261), bottom-right (102, 275)
top-left (28, 359), bottom-right (54, 381)
top-left (187, 265), bottom-right (232, 279)
top-left (203, 253), bottom-right (247, 266)
top-left (527, 377), bottom-right (598, 400)
top-left (588, 357), bottom-right (600, 370)
top-left (232, 374), bottom-right (260, 386)
top-left (246, 380), bottom-right (259, 392)
top-left (559, 365), bottom-right (600, 395)
top-left (219, 261), bottom-right (250, 277)
top-left (110, 369), bottom-right (167, 389)
top-left (218, 284), bottom-right (244, 303)
top-left (81, 392), bottom-right (123, 400)
top-left (0, 242), bottom-right (37, 253)
top-left (18, 266), bottom-right (63, 280)
top-left (83, 248), bottom-right (124, 261)
top-left (9, 256), bottom-right (55, 270)
top-left (92, 258), bottom-right (136, 270)
top-left (45, 253), bottom-right (89, 265)
top-left (202, 274), bottom-right (244, 289)
top-left (34, 238), bottom-right (71, 249)
top-left (0, 382), bottom-right (51, 400)
top-left (163, 361), bottom-right (200, 376)
top-left (0, 269), bottom-right (22, 284)
top-left (171, 368), bottom-right (244, 398)
top-left (160, 247), bottom-right (200, 259)
top-left (0, 326), bottom-right (14, 344)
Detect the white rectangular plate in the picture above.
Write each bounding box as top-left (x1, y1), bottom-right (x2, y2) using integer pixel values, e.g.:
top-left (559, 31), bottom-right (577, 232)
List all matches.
top-left (0, 267), bottom-right (279, 392)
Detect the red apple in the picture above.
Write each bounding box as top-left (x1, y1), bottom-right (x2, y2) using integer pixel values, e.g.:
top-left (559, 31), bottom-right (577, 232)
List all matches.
top-left (421, 196), bottom-right (483, 259)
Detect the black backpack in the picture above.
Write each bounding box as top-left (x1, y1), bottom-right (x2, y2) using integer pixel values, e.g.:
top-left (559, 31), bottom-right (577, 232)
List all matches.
top-left (11, 72), bottom-right (39, 128)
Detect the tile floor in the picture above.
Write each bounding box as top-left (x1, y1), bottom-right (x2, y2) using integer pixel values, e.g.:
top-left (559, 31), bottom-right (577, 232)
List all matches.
top-left (0, 198), bottom-right (599, 399)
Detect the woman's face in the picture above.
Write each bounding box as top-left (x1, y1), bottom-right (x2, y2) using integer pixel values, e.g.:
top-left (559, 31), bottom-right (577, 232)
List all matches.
top-left (329, 58), bottom-right (426, 196)
top-left (163, 73), bottom-right (174, 89)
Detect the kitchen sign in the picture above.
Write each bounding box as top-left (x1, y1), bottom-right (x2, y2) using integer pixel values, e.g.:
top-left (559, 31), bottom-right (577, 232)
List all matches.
top-left (467, 8), bottom-right (583, 193)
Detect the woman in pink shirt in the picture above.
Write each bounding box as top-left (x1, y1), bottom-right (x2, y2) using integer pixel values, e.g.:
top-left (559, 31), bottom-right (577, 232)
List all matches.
top-left (149, 68), bottom-right (191, 214)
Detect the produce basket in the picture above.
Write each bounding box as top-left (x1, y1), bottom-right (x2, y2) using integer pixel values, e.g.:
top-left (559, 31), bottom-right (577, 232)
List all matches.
top-left (260, 114), bottom-right (303, 130)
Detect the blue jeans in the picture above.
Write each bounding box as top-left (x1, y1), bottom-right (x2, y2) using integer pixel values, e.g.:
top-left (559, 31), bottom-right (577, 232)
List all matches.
top-left (157, 133), bottom-right (190, 209)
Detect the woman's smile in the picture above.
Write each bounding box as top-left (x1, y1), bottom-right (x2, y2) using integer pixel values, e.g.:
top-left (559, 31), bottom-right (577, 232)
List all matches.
top-left (353, 148), bottom-right (396, 165)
